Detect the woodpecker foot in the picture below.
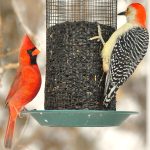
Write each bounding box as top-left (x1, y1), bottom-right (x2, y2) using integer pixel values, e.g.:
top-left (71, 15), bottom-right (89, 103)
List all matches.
top-left (89, 24), bottom-right (105, 46)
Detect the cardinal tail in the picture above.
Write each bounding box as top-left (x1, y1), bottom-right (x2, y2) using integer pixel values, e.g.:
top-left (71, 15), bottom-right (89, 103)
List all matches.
top-left (4, 108), bottom-right (17, 148)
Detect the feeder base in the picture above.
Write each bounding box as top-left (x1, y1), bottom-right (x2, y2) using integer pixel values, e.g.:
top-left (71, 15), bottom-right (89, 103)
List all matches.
top-left (22, 110), bottom-right (137, 127)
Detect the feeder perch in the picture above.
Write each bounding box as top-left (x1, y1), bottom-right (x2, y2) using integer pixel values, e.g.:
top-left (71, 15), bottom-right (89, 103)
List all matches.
top-left (24, 0), bottom-right (138, 126)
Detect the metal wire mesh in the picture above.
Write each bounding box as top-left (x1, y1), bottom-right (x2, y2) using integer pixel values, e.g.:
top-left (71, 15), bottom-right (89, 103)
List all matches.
top-left (46, 0), bottom-right (117, 28)
top-left (45, 22), bottom-right (116, 110)
top-left (45, 0), bottom-right (117, 110)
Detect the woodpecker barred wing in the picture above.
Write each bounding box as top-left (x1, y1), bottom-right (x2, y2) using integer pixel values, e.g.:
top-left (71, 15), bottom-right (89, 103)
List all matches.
top-left (104, 27), bottom-right (149, 100)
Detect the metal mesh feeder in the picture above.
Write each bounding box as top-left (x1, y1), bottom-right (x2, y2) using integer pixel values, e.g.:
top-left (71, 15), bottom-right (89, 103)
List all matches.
top-left (45, 21), bottom-right (115, 110)
top-left (23, 0), bottom-right (138, 126)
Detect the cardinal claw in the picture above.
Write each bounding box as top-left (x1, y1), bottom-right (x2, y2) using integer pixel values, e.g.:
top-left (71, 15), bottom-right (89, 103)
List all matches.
top-left (22, 107), bottom-right (28, 112)
top-left (18, 112), bottom-right (23, 118)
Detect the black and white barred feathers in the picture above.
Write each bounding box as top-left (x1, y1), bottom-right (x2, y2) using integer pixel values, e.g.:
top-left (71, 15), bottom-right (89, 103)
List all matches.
top-left (103, 27), bottom-right (149, 107)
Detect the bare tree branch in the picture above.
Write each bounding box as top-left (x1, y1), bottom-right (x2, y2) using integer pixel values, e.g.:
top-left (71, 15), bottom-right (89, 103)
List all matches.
top-left (3, 63), bottom-right (19, 70)
top-left (0, 63), bottom-right (18, 86)
top-left (0, 49), bottom-right (18, 58)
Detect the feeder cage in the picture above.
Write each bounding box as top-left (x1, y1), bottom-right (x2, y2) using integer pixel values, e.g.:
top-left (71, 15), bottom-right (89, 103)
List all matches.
top-left (23, 0), bottom-right (137, 127)
top-left (46, 0), bottom-right (117, 28)
top-left (45, 0), bottom-right (117, 110)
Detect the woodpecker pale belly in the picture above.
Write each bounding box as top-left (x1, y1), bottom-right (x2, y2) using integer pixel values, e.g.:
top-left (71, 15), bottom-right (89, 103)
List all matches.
top-left (104, 27), bottom-right (149, 106)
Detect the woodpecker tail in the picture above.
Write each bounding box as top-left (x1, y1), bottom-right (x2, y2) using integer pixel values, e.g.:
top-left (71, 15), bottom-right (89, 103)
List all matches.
top-left (103, 81), bottom-right (118, 109)
top-left (103, 94), bottom-right (116, 110)
top-left (103, 95), bottom-right (112, 108)
top-left (5, 108), bottom-right (17, 148)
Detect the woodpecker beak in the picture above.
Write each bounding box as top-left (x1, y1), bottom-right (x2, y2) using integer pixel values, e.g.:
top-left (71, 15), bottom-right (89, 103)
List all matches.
top-left (32, 49), bottom-right (40, 56)
top-left (118, 11), bottom-right (126, 16)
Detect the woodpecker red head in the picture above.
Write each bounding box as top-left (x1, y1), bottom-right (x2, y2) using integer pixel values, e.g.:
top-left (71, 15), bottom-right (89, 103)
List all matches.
top-left (118, 3), bottom-right (147, 27)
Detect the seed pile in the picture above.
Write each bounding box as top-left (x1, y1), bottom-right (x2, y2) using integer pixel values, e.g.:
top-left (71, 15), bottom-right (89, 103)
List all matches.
top-left (45, 21), bottom-right (115, 110)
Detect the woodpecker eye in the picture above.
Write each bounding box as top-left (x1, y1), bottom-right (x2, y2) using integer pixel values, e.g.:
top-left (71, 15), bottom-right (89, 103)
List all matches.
top-left (27, 47), bottom-right (36, 55)
top-left (126, 8), bottom-right (130, 14)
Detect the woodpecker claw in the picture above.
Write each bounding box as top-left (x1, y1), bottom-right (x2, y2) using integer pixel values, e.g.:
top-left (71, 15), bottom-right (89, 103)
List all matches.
top-left (89, 24), bottom-right (105, 46)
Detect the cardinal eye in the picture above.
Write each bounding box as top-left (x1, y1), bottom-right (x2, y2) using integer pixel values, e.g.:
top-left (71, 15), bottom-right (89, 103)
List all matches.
top-left (27, 47), bottom-right (36, 55)
top-left (27, 50), bottom-right (32, 55)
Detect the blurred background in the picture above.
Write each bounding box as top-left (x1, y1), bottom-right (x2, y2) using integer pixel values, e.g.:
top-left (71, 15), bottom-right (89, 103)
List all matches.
top-left (0, 0), bottom-right (150, 150)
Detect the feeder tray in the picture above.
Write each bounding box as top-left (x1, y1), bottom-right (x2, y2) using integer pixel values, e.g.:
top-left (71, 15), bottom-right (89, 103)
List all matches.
top-left (22, 110), bottom-right (138, 127)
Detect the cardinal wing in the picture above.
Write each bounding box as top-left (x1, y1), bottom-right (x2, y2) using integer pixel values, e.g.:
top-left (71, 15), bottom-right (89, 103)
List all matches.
top-left (5, 70), bottom-right (22, 105)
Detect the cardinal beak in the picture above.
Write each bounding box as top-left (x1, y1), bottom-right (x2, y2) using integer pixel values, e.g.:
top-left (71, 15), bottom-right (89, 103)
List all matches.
top-left (118, 11), bottom-right (126, 16)
top-left (32, 49), bottom-right (40, 56)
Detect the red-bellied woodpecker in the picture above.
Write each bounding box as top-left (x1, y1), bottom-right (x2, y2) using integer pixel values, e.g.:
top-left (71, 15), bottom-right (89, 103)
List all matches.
top-left (91, 3), bottom-right (149, 108)
top-left (104, 3), bottom-right (149, 108)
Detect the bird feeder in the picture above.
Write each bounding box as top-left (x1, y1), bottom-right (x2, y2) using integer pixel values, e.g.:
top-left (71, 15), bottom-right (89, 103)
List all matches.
top-left (23, 0), bottom-right (137, 127)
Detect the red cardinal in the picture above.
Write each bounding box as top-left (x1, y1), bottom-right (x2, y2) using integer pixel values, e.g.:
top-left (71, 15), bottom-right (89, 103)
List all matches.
top-left (4, 35), bottom-right (41, 148)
